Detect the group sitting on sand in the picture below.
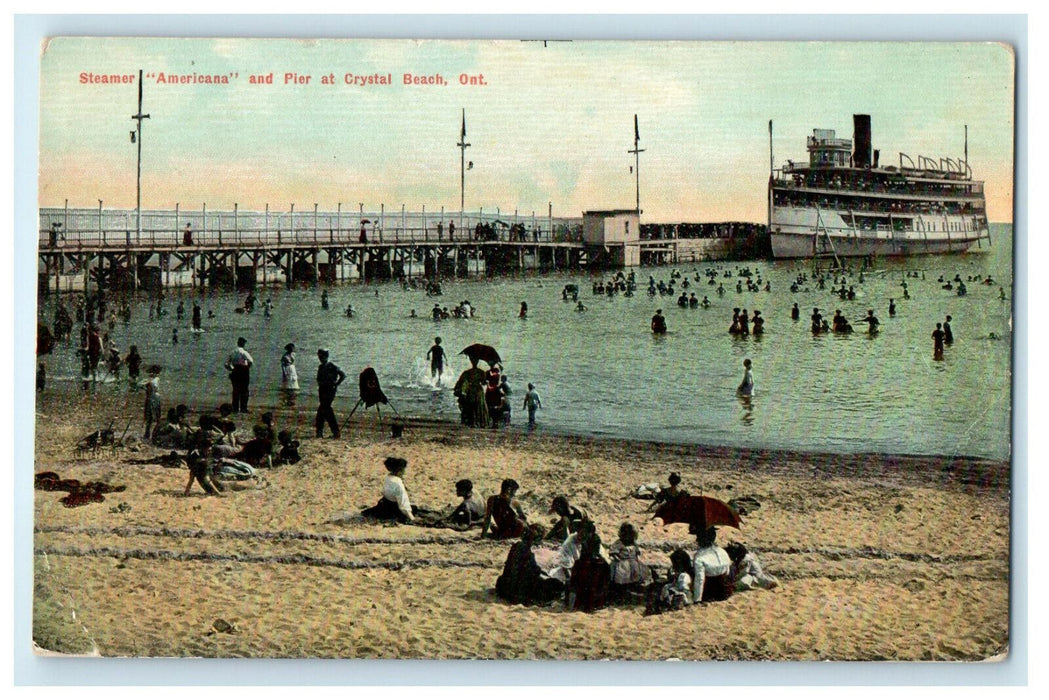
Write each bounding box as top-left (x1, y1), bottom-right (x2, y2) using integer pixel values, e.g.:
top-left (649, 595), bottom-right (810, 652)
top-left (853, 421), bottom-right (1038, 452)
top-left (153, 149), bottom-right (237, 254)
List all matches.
top-left (358, 459), bottom-right (778, 613)
top-left (125, 402), bottom-right (303, 497)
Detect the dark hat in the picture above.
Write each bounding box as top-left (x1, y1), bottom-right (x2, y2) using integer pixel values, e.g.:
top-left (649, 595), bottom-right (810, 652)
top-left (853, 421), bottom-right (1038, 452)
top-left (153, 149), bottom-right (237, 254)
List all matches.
top-left (237, 337), bottom-right (247, 346)
top-left (384, 456), bottom-right (407, 473)
top-left (549, 495), bottom-right (569, 514)
top-left (285, 343), bottom-right (295, 352)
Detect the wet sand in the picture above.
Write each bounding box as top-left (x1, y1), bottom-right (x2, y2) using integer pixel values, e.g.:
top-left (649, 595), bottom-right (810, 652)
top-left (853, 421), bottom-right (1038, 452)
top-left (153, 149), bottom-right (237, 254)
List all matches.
top-left (32, 389), bottom-right (1009, 660)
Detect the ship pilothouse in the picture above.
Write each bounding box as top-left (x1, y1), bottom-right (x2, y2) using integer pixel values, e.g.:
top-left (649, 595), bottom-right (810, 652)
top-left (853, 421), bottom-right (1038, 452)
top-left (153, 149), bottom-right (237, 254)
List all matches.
top-left (767, 114), bottom-right (990, 259)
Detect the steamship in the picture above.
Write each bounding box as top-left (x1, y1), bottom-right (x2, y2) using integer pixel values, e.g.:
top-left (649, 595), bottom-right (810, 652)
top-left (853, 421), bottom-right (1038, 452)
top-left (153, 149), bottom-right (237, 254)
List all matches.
top-left (767, 114), bottom-right (990, 259)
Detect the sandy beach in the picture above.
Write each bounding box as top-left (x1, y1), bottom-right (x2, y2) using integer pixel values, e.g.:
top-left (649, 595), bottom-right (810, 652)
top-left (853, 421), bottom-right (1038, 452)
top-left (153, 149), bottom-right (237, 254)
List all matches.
top-left (31, 389), bottom-right (1010, 661)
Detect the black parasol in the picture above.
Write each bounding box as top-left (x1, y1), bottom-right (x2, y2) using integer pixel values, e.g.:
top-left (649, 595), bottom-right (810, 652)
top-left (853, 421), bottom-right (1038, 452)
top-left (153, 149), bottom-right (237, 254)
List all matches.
top-left (459, 343), bottom-right (502, 366)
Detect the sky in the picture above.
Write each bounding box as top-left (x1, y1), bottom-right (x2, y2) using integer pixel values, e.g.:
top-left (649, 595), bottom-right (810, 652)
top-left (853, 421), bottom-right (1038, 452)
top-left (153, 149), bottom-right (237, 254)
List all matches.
top-left (38, 38), bottom-right (1015, 223)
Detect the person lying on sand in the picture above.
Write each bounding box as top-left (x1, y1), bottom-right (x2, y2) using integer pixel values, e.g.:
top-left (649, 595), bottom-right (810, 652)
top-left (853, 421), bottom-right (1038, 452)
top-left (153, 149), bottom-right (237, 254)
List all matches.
top-left (480, 478), bottom-right (528, 539)
top-left (126, 450), bottom-right (185, 468)
top-left (495, 524), bottom-right (564, 606)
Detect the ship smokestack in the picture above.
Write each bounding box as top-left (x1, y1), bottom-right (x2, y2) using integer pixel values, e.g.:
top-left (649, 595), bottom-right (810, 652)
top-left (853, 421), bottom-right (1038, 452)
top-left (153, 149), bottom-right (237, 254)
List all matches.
top-left (853, 114), bottom-right (872, 168)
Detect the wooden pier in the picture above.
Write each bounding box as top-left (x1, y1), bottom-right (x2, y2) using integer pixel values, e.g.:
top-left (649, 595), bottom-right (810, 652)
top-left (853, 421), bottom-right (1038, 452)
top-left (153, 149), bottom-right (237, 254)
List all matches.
top-left (36, 222), bottom-right (597, 295)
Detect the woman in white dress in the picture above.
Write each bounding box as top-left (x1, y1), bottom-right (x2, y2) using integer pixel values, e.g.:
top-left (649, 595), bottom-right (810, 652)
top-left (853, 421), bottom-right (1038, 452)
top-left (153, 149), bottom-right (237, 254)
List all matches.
top-left (280, 342), bottom-right (299, 406)
top-left (736, 358), bottom-right (754, 397)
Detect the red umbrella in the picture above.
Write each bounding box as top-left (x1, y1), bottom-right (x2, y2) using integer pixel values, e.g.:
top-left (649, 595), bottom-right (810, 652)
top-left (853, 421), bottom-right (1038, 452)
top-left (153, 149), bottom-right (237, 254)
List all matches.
top-left (459, 343), bottom-right (502, 366)
top-left (653, 495), bottom-right (741, 530)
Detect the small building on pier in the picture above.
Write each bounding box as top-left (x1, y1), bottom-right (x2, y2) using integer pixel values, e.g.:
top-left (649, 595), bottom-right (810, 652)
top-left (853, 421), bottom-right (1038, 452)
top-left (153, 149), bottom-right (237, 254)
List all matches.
top-left (582, 209), bottom-right (641, 267)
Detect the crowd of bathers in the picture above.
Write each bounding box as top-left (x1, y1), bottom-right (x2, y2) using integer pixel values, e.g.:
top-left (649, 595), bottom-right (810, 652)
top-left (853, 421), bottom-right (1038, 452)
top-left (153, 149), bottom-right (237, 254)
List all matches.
top-left (360, 459), bottom-right (778, 614)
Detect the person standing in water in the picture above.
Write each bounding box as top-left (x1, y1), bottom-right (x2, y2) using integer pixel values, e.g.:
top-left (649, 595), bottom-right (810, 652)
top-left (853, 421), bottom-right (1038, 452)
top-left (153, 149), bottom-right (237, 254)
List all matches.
top-left (224, 336), bottom-right (254, 413)
top-left (932, 323), bottom-right (946, 360)
top-left (523, 383), bottom-right (543, 430)
top-left (143, 364), bottom-right (162, 441)
top-left (519, 301), bottom-right (528, 319)
top-left (321, 290), bottom-right (329, 310)
top-left (192, 301), bottom-right (202, 331)
top-left (280, 343), bottom-right (299, 406)
top-left (944, 315), bottom-right (954, 344)
top-left (651, 309), bottom-right (667, 334)
top-left (736, 359), bottom-right (754, 397)
top-left (427, 336), bottom-right (446, 384)
top-left (857, 309), bottom-right (880, 335)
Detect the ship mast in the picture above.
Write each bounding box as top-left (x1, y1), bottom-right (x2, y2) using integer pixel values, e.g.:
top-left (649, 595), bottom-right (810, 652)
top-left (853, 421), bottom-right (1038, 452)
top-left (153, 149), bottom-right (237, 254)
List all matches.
top-left (768, 120), bottom-right (774, 230)
top-left (964, 124), bottom-right (969, 174)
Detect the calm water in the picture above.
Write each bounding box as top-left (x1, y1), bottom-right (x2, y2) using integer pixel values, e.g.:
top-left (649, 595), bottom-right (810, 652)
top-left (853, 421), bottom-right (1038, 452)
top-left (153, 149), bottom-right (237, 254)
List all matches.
top-left (40, 225), bottom-right (1013, 460)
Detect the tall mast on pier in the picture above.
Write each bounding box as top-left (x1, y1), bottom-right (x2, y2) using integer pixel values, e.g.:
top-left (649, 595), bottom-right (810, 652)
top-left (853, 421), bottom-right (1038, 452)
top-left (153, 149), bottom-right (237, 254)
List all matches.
top-left (457, 109), bottom-right (470, 233)
top-left (628, 114), bottom-right (645, 216)
top-left (131, 68), bottom-right (150, 245)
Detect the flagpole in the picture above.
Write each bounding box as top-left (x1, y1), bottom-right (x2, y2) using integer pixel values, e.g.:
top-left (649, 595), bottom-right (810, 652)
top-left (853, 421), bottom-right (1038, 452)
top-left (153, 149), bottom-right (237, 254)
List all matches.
top-left (132, 68), bottom-right (150, 245)
top-left (457, 108), bottom-right (470, 234)
top-left (628, 114), bottom-right (644, 217)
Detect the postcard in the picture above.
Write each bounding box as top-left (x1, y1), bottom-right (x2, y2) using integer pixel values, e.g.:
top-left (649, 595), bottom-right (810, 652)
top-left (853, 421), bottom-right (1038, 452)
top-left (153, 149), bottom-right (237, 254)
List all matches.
top-left (31, 37), bottom-right (1014, 663)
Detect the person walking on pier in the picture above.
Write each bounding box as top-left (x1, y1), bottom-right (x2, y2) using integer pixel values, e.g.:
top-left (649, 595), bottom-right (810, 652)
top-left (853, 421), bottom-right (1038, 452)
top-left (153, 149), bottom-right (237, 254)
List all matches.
top-left (448, 220), bottom-right (455, 241)
top-left (437, 221), bottom-right (444, 241)
top-left (183, 223), bottom-right (193, 246)
top-left (225, 337), bottom-right (254, 413)
top-left (315, 348), bottom-right (346, 439)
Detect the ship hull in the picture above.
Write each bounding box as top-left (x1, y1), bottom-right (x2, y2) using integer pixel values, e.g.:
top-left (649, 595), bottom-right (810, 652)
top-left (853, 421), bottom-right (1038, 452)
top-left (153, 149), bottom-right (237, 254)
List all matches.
top-left (769, 230), bottom-right (987, 259)
top-left (768, 204), bottom-right (990, 259)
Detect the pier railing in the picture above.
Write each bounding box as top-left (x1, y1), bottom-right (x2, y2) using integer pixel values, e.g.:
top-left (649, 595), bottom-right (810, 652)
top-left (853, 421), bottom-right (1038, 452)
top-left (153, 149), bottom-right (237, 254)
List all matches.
top-left (39, 206), bottom-right (584, 250)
